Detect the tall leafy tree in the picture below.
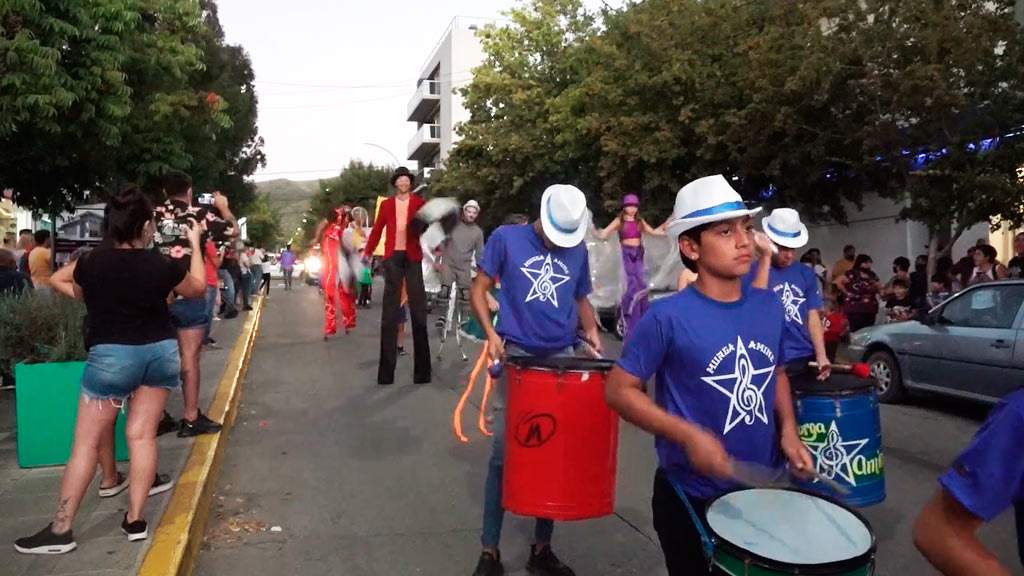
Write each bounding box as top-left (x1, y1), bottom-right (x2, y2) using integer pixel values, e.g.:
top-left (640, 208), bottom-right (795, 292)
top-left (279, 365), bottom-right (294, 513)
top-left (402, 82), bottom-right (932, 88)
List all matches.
top-left (430, 0), bottom-right (598, 228)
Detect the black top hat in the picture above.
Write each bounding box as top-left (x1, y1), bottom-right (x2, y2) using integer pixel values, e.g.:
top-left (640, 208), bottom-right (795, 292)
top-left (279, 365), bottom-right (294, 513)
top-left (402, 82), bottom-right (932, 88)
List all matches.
top-left (390, 166), bottom-right (415, 186)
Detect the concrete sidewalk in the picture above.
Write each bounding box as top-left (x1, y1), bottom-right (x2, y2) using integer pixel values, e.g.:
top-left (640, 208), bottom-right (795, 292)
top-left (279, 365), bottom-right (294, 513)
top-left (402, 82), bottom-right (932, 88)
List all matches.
top-left (0, 314), bottom-right (246, 576)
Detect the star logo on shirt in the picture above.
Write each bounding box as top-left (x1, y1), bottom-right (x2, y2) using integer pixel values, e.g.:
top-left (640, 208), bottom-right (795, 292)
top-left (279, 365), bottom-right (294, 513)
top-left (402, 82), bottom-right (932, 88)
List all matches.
top-left (779, 282), bottom-right (806, 325)
top-left (701, 337), bottom-right (776, 435)
top-left (521, 254), bottom-right (570, 308)
top-left (804, 421), bottom-right (869, 486)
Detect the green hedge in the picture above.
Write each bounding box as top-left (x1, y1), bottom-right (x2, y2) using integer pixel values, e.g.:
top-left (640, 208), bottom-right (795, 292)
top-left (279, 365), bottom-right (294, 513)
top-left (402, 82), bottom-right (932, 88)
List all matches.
top-left (0, 293), bottom-right (86, 381)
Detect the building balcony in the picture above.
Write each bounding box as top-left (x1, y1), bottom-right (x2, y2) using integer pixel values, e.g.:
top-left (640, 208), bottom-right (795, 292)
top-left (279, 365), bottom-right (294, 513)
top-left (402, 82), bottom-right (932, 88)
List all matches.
top-left (407, 80), bottom-right (441, 123)
top-left (408, 124), bottom-right (441, 162)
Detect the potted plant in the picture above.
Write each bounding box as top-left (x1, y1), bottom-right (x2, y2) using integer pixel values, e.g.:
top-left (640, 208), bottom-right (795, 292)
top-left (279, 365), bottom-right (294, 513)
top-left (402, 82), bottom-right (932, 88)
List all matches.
top-left (0, 292), bottom-right (129, 467)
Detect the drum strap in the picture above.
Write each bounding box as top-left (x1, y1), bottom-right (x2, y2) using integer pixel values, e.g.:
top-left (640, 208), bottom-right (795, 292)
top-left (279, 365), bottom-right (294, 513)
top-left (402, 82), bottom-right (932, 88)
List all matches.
top-left (668, 476), bottom-right (714, 567)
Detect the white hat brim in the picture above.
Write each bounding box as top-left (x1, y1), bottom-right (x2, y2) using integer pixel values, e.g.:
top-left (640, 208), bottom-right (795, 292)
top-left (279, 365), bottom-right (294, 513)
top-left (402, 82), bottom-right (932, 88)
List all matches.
top-left (762, 216), bottom-right (809, 249)
top-left (540, 189), bottom-right (588, 248)
top-left (665, 207), bottom-right (763, 239)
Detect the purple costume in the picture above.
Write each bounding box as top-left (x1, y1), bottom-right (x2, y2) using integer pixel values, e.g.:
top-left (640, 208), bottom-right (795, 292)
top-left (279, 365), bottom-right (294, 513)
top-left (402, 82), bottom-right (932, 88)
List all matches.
top-left (618, 199), bottom-right (648, 337)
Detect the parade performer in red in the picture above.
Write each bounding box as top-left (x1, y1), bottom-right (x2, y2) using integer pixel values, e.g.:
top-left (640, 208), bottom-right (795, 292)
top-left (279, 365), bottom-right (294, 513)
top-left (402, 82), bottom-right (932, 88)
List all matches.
top-left (318, 207), bottom-right (358, 339)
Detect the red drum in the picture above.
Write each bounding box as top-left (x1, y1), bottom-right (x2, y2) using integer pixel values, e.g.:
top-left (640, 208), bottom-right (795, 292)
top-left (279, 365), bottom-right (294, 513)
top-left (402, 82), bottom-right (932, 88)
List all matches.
top-left (502, 356), bottom-right (619, 520)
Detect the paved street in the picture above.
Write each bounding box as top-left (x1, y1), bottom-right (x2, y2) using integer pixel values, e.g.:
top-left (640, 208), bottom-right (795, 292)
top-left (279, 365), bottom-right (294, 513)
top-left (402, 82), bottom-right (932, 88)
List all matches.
top-left (196, 284), bottom-right (1020, 576)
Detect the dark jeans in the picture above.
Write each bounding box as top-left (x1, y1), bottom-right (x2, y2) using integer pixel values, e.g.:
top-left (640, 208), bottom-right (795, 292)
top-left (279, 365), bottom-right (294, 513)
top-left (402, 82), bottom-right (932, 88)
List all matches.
top-left (1017, 503), bottom-right (1023, 569)
top-left (653, 469), bottom-right (711, 576)
top-left (261, 272), bottom-right (271, 295)
top-left (239, 272), bottom-right (251, 308)
top-left (847, 312), bottom-right (876, 333)
top-left (378, 251), bottom-right (430, 384)
top-left (283, 267), bottom-right (293, 289)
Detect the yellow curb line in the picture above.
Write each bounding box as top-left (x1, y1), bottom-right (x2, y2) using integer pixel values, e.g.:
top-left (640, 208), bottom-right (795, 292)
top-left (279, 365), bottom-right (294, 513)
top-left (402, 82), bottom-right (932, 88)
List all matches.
top-left (138, 296), bottom-right (265, 576)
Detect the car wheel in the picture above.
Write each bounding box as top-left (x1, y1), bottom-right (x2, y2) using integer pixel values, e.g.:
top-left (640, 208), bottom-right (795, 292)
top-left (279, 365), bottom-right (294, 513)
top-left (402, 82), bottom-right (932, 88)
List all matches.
top-left (866, 349), bottom-right (905, 403)
top-left (614, 311), bottom-right (625, 341)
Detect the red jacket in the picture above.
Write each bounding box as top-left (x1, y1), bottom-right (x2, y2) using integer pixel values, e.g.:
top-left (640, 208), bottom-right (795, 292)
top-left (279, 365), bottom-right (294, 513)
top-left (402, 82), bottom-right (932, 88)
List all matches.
top-left (364, 194), bottom-right (426, 261)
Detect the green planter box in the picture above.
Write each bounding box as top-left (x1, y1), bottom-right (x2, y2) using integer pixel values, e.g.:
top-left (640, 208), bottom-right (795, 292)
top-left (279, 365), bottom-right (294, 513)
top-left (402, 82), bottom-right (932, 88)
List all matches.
top-left (15, 361), bottom-right (129, 468)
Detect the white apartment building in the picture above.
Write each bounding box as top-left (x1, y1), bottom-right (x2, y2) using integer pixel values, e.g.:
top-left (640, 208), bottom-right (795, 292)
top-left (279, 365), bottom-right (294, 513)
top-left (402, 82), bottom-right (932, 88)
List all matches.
top-left (407, 17), bottom-right (489, 178)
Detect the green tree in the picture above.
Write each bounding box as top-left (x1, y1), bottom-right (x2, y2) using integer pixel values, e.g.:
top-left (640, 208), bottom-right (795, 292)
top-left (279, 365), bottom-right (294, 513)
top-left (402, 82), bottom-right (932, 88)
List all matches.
top-left (0, 0), bottom-right (264, 214)
top-left (430, 0), bottom-right (599, 228)
top-left (300, 160), bottom-right (392, 246)
top-left (244, 192), bottom-right (281, 249)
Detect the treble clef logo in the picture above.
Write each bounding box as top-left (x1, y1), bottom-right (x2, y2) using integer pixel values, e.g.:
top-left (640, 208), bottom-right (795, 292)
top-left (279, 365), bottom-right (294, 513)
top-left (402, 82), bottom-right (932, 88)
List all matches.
top-left (817, 426), bottom-right (847, 480)
top-left (734, 346), bottom-right (760, 425)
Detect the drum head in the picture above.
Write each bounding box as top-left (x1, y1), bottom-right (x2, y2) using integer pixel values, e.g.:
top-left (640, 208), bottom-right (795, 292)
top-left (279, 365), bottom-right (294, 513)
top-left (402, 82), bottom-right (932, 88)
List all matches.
top-left (506, 355), bottom-right (615, 372)
top-left (706, 489), bottom-right (873, 568)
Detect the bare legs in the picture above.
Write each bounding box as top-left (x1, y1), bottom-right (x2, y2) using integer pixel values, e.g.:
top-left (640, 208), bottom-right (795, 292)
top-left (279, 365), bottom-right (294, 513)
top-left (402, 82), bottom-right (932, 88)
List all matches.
top-left (177, 327), bottom-right (204, 422)
top-left (125, 387), bottom-right (170, 522)
top-left (97, 424), bottom-right (119, 488)
top-left (52, 397), bottom-right (120, 533)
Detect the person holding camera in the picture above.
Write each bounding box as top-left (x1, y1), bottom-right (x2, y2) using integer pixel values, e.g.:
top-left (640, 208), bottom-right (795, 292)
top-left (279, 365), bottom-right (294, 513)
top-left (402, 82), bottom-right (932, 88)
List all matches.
top-left (153, 171), bottom-right (237, 437)
top-left (15, 186), bottom-right (208, 553)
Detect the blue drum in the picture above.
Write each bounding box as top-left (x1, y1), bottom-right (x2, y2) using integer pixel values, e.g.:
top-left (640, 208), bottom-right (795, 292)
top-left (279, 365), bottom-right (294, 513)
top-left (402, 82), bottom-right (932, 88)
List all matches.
top-left (792, 372), bottom-right (885, 507)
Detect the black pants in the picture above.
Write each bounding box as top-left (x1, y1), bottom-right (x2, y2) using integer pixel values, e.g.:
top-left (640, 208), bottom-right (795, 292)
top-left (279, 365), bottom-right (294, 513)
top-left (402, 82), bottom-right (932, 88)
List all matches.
top-left (653, 469), bottom-right (712, 575)
top-left (358, 283), bottom-right (372, 306)
top-left (847, 312), bottom-right (876, 333)
top-left (378, 252), bottom-right (430, 384)
top-left (260, 272), bottom-right (271, 295)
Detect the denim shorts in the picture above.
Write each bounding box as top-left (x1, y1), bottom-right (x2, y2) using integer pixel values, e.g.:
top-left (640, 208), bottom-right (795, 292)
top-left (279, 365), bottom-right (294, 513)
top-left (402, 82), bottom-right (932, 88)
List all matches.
top-left (81, 340), bottom-right (181, 401)
top-left (169, 296), bottom-right (210, 329)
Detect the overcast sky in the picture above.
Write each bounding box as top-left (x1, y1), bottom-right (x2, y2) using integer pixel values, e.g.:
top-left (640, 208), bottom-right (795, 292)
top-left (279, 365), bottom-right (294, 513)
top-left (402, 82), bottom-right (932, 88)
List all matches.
top-left (215, 0), bottom-right (620, 182)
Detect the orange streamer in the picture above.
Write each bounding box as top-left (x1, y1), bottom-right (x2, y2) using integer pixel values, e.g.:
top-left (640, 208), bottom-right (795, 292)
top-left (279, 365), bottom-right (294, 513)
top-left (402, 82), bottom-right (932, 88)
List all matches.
top-left (454, 342), bottom-right (488, 443)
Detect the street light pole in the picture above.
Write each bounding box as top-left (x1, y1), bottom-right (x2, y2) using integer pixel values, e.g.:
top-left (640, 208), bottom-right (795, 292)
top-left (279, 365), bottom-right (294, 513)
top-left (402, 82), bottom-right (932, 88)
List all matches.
top-left (362, 142), bottom-right (402, 167)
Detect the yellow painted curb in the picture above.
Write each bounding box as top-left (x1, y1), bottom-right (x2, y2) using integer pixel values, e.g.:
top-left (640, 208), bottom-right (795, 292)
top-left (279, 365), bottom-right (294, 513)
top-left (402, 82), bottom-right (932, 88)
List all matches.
top-left (138, 297), bottom-right (265, 576)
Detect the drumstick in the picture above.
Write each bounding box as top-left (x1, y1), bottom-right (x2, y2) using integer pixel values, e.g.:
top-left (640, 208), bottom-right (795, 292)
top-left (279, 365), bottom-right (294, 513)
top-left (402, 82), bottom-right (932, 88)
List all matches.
top-left (809, 361), bottom-right (871, 379)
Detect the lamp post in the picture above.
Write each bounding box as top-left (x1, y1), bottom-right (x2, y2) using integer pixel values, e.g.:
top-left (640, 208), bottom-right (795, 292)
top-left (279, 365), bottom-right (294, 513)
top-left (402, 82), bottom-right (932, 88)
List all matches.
top-left (362, 142), bottom-right (403, 167)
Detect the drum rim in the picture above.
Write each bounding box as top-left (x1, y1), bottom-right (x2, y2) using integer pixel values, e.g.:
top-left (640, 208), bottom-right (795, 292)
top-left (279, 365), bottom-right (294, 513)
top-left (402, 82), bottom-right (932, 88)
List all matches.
top-left (792, 384), bottom-right (877, 396)
top-left (704, 487), bottom-right (876, 574)
top-left (506, 355), bottom-right (616, 372)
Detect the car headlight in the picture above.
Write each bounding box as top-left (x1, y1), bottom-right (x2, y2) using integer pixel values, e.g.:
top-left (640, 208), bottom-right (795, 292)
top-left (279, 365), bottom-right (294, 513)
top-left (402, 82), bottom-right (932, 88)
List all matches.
top-left (849, 331), bottom-right (870, 347)
top-left (304, 257), bottom-right (322, 273)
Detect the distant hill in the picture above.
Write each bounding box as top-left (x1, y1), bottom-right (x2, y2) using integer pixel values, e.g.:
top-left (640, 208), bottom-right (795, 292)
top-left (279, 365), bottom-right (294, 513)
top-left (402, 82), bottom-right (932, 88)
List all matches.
top-left (255, 179), bottom-right (319, 244)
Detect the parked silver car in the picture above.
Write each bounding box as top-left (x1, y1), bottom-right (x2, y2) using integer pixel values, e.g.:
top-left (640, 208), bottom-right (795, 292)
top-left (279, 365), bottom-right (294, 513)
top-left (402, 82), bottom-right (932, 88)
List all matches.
top-left (848, 280), bottom-right (1024, 404)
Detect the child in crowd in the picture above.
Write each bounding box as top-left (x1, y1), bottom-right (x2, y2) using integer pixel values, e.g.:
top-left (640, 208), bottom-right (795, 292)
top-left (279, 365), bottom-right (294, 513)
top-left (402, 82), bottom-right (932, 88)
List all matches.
top-left (885, 277), bottom-right (915, 324)
top-left (823, 292), bottom-right (849, 363)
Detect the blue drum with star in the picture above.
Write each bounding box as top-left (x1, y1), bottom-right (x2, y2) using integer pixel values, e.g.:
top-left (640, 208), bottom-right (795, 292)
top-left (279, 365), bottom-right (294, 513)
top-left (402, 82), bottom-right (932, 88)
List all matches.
top-left (791, 372), bottom-right (885, 508)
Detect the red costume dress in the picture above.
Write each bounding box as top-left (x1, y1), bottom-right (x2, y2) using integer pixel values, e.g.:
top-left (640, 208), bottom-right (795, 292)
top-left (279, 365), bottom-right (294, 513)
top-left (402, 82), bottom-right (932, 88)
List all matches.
top-left (323, 208), bottom-right (357, 336)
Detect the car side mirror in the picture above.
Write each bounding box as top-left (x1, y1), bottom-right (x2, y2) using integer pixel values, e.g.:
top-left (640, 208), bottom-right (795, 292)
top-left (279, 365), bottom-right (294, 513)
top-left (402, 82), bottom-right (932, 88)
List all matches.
top-left (919, 310), bottom-right (937, 326)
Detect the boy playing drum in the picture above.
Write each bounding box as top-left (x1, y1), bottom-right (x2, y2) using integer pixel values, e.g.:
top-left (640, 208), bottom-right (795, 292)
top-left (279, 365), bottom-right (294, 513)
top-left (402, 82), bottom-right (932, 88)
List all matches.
top-left (604, 175), bottom-right (813, 575)
top-left (468, 184), bottom-right (602, 576)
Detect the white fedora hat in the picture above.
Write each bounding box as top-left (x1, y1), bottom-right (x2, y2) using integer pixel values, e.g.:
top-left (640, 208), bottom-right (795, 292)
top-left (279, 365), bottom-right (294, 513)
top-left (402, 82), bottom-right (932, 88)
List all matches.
top-left (540, 184), bottom-right (589, 248)
top-left (463, 199), bottom-right (480, 211)
top-left (762, 208), bottom-right (808, 249)
top-left (664, 175), bottom-right (762, 238)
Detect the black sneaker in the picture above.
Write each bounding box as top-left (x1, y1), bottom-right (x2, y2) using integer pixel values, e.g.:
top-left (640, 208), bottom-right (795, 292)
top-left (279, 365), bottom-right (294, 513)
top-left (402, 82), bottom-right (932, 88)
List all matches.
top-left (157, 411), bottom-right (178, 437)
top-left (121, 514), bottom-right (148, 542)
top-left (14, 524), bottom-right (76, 555)
top-left (178, 411), bottom-right (222, 437)
top-left (397, 346), bottom-right (407, 356)
top-left (526, 545), bottom-right (575, 576)
top-left (472, 550), bottom-right (504, 576)
top-left (149, 473), bottom-right (174, 496)
top-left (98, 471), bottom-right (129, 498)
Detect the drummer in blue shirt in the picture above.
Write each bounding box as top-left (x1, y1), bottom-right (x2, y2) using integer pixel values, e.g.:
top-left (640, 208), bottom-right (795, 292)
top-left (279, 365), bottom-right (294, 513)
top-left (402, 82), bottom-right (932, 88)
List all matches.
top-left (913, 387), bottom-right (1024, 575)
top-left (468, 184), bottom-right (603, 576)
top-left (605, 175), bottom-right (814, 575)
top-left (748, 208), bottom-right (832, 381)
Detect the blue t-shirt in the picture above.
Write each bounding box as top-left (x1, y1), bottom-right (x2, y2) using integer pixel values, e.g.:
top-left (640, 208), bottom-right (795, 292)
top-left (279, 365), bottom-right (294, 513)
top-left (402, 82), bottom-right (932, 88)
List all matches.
top-left (617, 285), bottom-right (788, 500)
top-left (754, 263), bottom-right (823, 363)
top-left (478, 225), bottom-right (592, 356)
top-left (940, 388), bottom-right (1024, 524)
